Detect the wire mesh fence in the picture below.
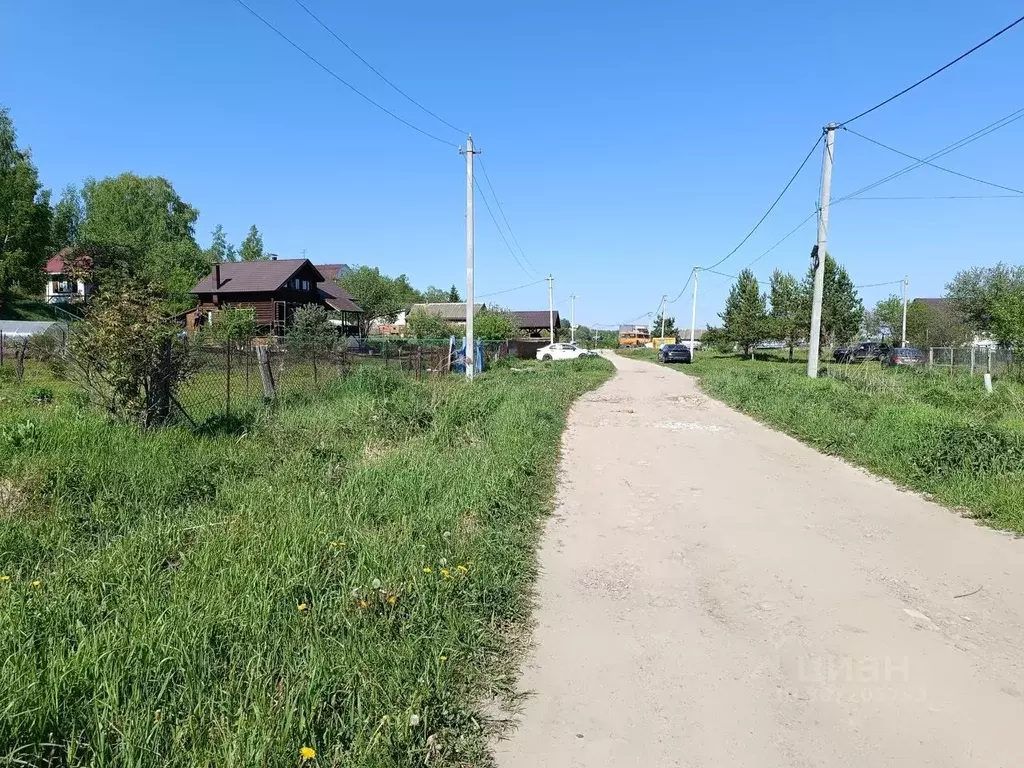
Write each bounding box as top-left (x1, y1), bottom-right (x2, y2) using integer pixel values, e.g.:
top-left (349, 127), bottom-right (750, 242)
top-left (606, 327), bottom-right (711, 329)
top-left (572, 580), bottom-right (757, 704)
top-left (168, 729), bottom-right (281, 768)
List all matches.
top-left (925, 346), bottom-right (1019, 378)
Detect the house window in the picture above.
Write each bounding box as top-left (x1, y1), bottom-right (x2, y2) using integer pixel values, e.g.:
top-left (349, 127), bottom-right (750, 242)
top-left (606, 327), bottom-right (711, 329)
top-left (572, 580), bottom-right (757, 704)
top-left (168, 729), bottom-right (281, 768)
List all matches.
top-left (301, 279), bottom-right (310, 291)
top-left (52, 278), bottom-right (72, 294)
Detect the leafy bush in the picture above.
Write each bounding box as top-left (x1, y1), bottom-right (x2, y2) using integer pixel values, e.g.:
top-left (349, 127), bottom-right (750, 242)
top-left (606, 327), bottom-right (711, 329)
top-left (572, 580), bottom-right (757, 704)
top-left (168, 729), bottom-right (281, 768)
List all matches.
top-left (25, 386), bottom-right (53, 404)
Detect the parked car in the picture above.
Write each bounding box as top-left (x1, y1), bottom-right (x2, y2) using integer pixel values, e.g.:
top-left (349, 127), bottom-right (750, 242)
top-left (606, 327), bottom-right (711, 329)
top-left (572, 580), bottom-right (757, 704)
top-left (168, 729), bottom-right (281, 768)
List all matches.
top-left (836, 342), bottom-right (890, 364)
top-left (658, 344), bottom-right (692, 364)
top-left (881, 347), bottom-right (924, 367)
top-left (536, 342), bottom-right (598, 361)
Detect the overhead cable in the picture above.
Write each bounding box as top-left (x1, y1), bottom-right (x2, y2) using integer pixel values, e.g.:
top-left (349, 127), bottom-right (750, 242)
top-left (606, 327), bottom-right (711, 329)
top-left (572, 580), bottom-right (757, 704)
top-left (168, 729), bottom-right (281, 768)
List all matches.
top-left (288, 0), bottom-right (465, 134)
top-left (230, 0), bottom-right (458, 147)
top-left (838, 14), bottom-right (1024, 126)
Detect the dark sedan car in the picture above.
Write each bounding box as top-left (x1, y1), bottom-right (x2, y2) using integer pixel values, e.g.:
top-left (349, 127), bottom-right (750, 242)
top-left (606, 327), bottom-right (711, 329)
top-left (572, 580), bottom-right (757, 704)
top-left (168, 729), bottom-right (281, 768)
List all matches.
top-left (836, 342), bottom-right (890, 364)
top-left (658, 344), bottom-right (692, 364)
top-left (881, 347), bottom-right (924, 367)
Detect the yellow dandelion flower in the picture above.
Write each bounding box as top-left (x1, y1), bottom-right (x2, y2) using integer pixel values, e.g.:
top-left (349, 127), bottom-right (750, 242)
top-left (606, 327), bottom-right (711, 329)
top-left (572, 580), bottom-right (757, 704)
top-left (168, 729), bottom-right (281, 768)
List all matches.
top-left (440, 568), bottom-right (451, 579)
top-left (297, 602), bottom-right (308, 612)
top-left (31, 580), bottom-right (40, 588)
top-left (439, 655), bottom-right (448, 662)
top-left (359, 599), bottom-right (368, 609)
top-left (0, 575), bottom-right (9, 582)
top-left (422, 567), bottom-right (432, 574)
top-left (456, 565), bottom-right (468, 573)
top-left (300, 745), bottom-right (316, 761)
top-left (387, 595), bottom-right (397, 606)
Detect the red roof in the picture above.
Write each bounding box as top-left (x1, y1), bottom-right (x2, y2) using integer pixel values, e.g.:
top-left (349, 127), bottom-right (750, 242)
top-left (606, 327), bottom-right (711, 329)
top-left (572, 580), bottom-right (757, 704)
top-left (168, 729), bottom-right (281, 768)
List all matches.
top-left (315, 263), bottom-right (350, 281)
top-left (44, 246), bottom-right (94, 274)
top-left (190, 259), bottom-right (324, 294)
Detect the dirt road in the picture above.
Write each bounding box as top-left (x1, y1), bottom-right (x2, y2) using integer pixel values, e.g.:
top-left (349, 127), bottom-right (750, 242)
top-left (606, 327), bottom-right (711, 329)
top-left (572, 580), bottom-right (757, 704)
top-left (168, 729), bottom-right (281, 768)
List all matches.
top-left (495, 352), bottom-right (1024, 767)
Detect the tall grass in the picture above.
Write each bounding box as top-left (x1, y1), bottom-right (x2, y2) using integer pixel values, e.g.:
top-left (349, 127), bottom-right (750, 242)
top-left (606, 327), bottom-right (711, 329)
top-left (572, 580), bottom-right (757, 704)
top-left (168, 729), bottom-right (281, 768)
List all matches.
top-left (621, 349), bottom-right (1024, 533)
top-left (0, 357), bottom-right (612, 766)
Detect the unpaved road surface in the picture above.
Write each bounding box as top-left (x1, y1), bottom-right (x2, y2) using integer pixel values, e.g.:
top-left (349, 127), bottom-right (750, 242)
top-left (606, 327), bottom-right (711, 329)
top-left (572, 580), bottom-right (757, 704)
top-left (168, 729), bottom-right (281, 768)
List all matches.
top-left (495, 353), bottom-right (1024, 767)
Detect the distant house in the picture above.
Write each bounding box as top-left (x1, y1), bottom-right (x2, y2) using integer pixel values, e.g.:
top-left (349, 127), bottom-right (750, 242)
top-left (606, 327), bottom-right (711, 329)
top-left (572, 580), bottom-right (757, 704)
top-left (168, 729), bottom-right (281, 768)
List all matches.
top-left (510, 310), bottom-right (561, 339)
top-left (189, 258), bottom-right (363, 335)
top-left (407, 302), bottom-right (486, 326)
top-left (43, 247), bottom-right (94, 304)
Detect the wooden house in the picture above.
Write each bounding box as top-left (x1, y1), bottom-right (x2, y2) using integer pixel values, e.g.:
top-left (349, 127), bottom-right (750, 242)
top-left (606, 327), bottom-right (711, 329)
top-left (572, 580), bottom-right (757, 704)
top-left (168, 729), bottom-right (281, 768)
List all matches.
top-left (189, 258), bottom-right (363, 335)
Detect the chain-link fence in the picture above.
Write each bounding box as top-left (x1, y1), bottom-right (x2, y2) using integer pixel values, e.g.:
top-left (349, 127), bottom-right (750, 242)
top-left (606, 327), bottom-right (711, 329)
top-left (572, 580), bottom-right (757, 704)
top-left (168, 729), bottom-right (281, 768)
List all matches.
top-left (176, 338), bottom-right (511, 423)
top-left (925, 346), bottom-right (1019, 378)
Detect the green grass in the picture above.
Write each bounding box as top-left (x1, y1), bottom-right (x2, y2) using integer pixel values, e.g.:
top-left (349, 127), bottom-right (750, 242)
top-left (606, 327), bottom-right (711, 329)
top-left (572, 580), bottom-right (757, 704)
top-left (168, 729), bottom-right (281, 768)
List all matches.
top-left (620, 348), bottom-right (1024, 533)
top-left (0, 356), bottom-right (613, 766)
top-left (0, 298), bottom-right (61, 322)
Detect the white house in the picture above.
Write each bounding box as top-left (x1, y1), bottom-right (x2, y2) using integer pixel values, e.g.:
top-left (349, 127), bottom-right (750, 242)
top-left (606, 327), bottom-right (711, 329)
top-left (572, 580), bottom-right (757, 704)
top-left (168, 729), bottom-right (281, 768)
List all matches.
top-left (43, 249), bottom-right (92, 304)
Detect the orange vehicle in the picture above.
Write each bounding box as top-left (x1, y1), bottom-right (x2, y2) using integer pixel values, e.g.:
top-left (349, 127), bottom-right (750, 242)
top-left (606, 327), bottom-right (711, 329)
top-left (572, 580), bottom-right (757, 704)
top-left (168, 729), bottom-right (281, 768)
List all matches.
top-left (618, 324), bottom-right (651, 348)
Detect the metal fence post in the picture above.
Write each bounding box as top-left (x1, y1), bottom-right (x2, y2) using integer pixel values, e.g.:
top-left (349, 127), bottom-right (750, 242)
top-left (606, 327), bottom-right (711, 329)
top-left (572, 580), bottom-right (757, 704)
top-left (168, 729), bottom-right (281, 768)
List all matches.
top-left (949, 347), bottom-right (954, 375)
top-left (987, 346), bottom-right (992, 375)
top-left (226, 342), bottom-right (231, 417)
top-left (928, 347), bottom-right (934, 370)
top-left (970, 346), bottom-right (975, 376)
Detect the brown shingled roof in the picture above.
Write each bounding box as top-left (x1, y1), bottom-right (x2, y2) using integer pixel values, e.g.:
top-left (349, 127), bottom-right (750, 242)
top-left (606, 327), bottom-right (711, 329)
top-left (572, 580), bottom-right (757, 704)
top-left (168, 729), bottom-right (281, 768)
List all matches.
top-left (511, 310), bottom-right (561, 329)
top-left (190, 259), bottom-right (324, 294)
top-left (318, 280), bottom-right (363, 313)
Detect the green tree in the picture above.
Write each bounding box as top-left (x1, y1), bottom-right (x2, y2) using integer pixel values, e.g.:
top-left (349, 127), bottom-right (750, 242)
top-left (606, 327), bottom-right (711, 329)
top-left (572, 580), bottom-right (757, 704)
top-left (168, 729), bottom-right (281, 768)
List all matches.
top-left (769, 269), bottom-right (805, 361)
top-left (652, 313), bottom-right (676, 337)
top-left (804, 253), bottom-right (863, 349)
top-left (720, 269), bottom-right (768, 357)
top-left (906, 300), bottom-right (970, 348)
top-left (947, 263), bottom-right (1024, 344)
top-left (871, 294), bottom-right (903, 343)
top-left (205, 224), bottom-right (236, 263)
top-left (79, 173), bottom-right (206, 302)
top-left (65, 282), bottom-right (190, 426)
top-left (238, 225), bottom-right (265, 261)
top-left (406, 308), bottom-right (455, 339)
top-left (287, 304), bottom-right (337, 385)
top-left (448, 284), bottom-right (461, 302)
top-left (51, 184), bottom-right (83, 251)
top-left (474, 307), bottom-right (519, 339)
top-left (421, 285), bottom-right (448, 302)
top-left (700, 326), bottom-right (733, 352)
top-left (338, 265), bottom-right (410, 336)
top-left (0, 108), bottom-right (53, 306)
top-left (205, 306), bottom-right (258, 343)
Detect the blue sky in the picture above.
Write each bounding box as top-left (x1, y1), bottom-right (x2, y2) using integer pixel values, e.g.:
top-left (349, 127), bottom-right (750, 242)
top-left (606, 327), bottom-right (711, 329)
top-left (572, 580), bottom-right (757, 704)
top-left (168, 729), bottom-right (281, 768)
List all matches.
top-left (4, 0), bottom-right (1022, 328)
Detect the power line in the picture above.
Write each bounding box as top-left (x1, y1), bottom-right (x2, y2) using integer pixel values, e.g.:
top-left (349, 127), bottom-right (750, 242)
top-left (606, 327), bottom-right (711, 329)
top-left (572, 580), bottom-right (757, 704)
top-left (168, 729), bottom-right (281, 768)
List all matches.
top-left (846, 194), bottom-right (1024, 200)
top-left (476, 279), bottom-right (546, 299)
top-left (702, 133), bottom-right (823, 271)
top-left (743, 210), bottom-right (818, 271)
top-left (833, 107), bottom-right (1024, 203)
top-left (666, 268), bottom-right (695, 304)
top-left (229, 0), bottom-right (458, 147)
top-left (854, 279), bottom-right (904, 289)
top-left (842, 127), bottom-right (1024, 194)
top-left (839, 14), bottom-right (1024, 126)
top-left (473, 177), bottom-right (535, 278)
top-left (703, 268), bottom-right (739, 280)
top-left (477, 157), bottom-right (542, 277)
top-left (288, 0), bottom-right (465, 134)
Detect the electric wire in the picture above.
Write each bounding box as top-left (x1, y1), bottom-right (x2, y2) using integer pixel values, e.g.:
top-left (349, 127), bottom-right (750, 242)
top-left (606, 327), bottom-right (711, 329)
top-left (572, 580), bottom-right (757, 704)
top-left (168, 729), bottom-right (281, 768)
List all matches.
top-left (854, 279), bottom-right (905, 289)
top-left (477, 157), bottom-right (542, 277)
top-left (665, 268), bottom-right (695, 304)
top-left (833, 107), bottom-right (1024, 203)
top-left (288, 0), bottom-right (465, 134)
top-left (230, 0), bottom-right (458, 147)
top-left (476, 279), bottom-right (546, 299)
top-left (473, 177), bottom-right (535, 278)
top-left (842, 127), bottom-right (1024, 194)
top-left (848, 194), bottom-right (1024, 200)
top-left (838, 14), bottom-right (1024, 126)
top-left (701, 133), bottom-right (823, 271)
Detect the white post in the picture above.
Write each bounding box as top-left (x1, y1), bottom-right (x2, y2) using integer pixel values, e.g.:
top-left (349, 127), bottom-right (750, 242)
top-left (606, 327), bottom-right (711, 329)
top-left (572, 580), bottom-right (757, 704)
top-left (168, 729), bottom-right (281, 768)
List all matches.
top-left (901, 276), bottom-right (908, 347)
top-left (570, 294), bottom-right (577, 343)
top-left (808, 125), bottom-right (836, 378)
top-left (689, 267), bottom-right (699, 354)
top-left (929, 347), bottom-right (934, 369)
top-left (970, 345), bottom-right (976, 376)
top-left (463, 135), bottom-right (476, 379)
top-left (547, 274), bottom-right (555, 341)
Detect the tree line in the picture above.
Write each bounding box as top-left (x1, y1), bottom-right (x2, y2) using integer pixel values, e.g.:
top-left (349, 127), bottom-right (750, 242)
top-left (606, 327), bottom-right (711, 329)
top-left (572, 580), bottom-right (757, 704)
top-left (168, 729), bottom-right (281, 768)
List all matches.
top-left (714, 254), bottom-right (863, 358)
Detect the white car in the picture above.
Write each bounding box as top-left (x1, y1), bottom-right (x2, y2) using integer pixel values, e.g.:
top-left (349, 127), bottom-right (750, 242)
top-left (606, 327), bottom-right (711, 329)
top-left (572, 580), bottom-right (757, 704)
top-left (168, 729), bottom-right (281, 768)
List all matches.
top-left (536, 343), bottom-right (598, 361)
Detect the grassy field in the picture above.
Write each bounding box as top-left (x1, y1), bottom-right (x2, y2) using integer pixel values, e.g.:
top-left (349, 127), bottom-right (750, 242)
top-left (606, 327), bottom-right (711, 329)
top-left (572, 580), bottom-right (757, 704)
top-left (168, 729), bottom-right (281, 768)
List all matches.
top-left (0, 356), bottom-right (613, 767)
top-left (620, 348), bottom-right (1024, 533)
